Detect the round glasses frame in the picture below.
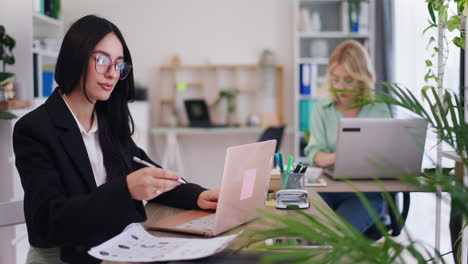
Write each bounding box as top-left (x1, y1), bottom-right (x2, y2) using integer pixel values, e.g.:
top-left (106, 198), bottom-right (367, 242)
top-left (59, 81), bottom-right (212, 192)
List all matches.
top-left (92, 52), bottom-right (132, 80)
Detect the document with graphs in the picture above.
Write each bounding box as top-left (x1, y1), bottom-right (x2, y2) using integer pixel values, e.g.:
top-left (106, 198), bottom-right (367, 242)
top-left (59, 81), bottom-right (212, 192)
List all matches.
top-left (88, 223), bottom-right (239, 262)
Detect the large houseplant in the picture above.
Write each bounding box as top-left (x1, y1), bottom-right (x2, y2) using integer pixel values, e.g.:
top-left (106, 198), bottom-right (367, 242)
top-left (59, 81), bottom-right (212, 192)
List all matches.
top-left (0, 24), bottom-right (16, 120)
top-left (243, 1), bottom-right (468, 263)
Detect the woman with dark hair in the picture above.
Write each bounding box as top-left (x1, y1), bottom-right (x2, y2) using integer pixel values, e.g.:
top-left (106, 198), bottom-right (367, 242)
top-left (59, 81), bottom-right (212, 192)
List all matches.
top-left (13, 15), bottom-right (218, 264)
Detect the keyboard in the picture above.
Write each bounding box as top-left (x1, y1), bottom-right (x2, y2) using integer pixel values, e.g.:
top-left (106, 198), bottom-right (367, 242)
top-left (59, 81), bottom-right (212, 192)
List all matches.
top-left (176, 214), bottom-right (216, 231)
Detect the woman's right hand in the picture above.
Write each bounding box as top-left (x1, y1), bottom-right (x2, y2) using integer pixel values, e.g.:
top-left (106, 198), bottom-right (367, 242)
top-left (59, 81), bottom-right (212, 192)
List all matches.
top-left (126, 167), bottom-right (182, 200)
top-left (314, 152), bottom-right (336, 168)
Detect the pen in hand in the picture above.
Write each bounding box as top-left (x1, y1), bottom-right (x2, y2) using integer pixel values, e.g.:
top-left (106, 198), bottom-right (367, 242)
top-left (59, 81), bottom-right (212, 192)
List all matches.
top-left (132, 156), bottom-right (187, 184)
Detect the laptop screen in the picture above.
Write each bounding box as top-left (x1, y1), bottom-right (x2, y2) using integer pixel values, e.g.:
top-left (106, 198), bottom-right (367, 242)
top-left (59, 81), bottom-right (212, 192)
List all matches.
top-left (184, 99), bottom-right (212, 127)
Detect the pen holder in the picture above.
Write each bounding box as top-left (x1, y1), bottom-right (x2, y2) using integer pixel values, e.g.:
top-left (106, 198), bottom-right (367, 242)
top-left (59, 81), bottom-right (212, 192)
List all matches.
top-left (280, 172), bottom-right (305, 190)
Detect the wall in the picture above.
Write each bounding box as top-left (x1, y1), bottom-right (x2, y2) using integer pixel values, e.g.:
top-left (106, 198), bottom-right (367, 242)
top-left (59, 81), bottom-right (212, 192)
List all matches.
top-left (63, 0), bottom-right (294, 188)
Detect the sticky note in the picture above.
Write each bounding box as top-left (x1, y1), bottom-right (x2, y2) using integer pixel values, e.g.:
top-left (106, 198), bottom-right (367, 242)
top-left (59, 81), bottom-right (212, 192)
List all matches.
top-left (240, 169), bottom-right (256, 200)
top-left (176, 82), bottom-right (187, 92)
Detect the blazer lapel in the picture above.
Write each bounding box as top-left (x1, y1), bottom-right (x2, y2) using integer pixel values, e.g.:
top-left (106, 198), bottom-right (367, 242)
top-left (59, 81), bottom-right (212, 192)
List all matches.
top-left (45, 89), bottom-right (96, 190)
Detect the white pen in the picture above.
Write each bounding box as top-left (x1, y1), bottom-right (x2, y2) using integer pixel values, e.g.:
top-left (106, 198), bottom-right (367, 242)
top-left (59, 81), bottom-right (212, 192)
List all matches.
top-left (132, 156), bottom-right (187, 184)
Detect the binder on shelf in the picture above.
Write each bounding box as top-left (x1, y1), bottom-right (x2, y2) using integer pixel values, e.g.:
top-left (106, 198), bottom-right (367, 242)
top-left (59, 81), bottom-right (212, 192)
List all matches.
top-left (299, 99), bottom-right (317, 132)
top-left (42, 70), bottom-right (54, 97)
top-left (33, 54), bottom-right (39, 98)
top-left (299, 63), bottom-right (312, 95)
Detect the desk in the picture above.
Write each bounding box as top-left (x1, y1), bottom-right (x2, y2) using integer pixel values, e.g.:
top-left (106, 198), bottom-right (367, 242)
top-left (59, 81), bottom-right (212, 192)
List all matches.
top-left (314, 175), bottom-right (422, 193)
top-left (103, 191), bottom-right (333, 264)
top-left (269, 173), bottom-right (422, 194)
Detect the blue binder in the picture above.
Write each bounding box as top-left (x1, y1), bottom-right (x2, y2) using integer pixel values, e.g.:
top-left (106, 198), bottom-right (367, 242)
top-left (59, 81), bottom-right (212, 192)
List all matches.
top-left (299, 63), bottom-right (312, 95)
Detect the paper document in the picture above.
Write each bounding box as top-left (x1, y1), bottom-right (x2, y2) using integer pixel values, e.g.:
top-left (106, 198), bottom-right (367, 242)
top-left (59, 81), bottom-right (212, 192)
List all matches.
top-left (305, 167), bottom-right (327, 187)
top-left (88, 223), bottom-right (240, 262)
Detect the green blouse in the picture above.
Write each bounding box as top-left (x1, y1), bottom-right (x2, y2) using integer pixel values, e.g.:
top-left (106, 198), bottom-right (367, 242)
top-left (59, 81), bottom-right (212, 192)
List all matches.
top-left (304, 98), bottom-right (392, 166)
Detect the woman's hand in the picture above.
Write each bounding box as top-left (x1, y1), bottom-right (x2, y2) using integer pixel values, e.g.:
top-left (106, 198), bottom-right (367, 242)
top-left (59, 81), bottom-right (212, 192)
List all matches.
top-left (126, 167), bottom-right (182, 200)
top-left (314, 152), bottom-right (336, 168)
top-left (197, 189), bottom-right (219, 210)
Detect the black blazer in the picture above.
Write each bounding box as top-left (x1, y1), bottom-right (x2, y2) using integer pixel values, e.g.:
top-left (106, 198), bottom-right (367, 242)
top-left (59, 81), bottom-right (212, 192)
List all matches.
top-left (13, 89), bottom-right (206, 263)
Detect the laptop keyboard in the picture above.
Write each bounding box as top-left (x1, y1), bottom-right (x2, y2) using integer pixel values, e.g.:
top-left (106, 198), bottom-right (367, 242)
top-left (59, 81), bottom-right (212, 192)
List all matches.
top-left (176, 214), bottom-right (216, 231)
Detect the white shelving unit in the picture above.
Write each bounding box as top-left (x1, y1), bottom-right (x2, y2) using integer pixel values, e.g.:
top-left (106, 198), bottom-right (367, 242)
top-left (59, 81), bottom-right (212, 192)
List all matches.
top-left (32, 6), bottom-right (63, 105)
top-left (293, 0), bottom-right (375, 164)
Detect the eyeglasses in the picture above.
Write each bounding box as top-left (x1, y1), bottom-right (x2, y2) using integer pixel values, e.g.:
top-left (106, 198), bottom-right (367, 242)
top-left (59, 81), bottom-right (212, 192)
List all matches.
top-left (93, 52), bottom-right (132, 80)
top-left (331, 76), bottom-right (355, 86)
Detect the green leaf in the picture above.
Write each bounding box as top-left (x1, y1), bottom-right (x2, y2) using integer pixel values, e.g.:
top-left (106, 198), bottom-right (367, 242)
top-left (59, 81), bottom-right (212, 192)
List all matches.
top-left (425, 60), bottom-right (433, 67)
top-left (438, 4), bottom-right (448, 25)
top-left (0, 111), bottom-right (16, 120)
top-left (422, 23), bottom-right (436, 35)
top-left (424, 71), bottom-right (432, 82)
top-left (0, 72), bottom-right (14, 82)
top-left (428, 2), bottom-right (437, 25)
top-left (453, 36), bottom-right (465, 49)
top-left (427, 36), bottom-right (436, 49)
top-left (447, 15), bottom-right (461, 31)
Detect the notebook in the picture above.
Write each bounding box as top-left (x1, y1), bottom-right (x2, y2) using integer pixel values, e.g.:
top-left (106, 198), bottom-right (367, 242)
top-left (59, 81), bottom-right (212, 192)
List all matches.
top-left (323, 118), bottom-right (428, 179)
top-left (145, 140), bottom-right (277, 237)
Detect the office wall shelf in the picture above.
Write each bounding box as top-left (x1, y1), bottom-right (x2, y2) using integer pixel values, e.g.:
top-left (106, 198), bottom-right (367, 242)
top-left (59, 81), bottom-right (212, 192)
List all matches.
top-left (32, 5), bottom-right (63, 102)
top-left (154, 63), bottom-right (284, 128)
top-left (293, 0), bottom-right (375, 165)
top-left (33, 12), bottom-right (63, 28)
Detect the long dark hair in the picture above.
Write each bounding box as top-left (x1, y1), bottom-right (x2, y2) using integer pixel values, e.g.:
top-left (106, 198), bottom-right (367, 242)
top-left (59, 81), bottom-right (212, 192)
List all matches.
top-left (55, 15), bottom-right (135, 180)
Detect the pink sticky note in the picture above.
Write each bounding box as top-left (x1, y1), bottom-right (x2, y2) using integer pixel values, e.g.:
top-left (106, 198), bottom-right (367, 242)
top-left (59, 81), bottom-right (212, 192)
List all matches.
top-left (240, 169), bottom-right (257, 200)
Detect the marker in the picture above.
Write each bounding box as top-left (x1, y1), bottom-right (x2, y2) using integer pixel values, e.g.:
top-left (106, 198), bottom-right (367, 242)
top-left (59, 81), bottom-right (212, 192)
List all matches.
top-left (293, 162), bottom-right (303, 173)
top-left (276, 153), bottom-right (285, 173)
top-left (132, 156), bottom-right (186, 184)
top-left (300, 166), bottom-right (308, 174)
top-left (286, 156), bottom-right (294, 173)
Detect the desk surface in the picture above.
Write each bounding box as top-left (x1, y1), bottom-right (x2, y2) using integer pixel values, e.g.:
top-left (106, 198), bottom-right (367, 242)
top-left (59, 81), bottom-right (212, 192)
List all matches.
top-left (314, 175), bottom-right (422, 193)
top-left (103, 191), bottom-right (332, 264)
top-left (269, 173), bottom-right (422, 194)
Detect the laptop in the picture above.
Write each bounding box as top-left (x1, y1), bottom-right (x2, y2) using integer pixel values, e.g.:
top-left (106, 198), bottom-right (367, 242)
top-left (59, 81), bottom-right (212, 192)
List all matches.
top-left (145, 140), bottom-right (277, 236)
top-left (324, 118), bottom-right (428, 179)
top-left (184, 99), bottom-right (229, 127)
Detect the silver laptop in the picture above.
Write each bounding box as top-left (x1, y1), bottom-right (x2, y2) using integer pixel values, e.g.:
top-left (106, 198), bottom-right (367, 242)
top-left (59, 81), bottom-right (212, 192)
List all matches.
top-left (145, 140), bottom-right (276, 236)
top-left (324, 118), bottom-right (428, 179)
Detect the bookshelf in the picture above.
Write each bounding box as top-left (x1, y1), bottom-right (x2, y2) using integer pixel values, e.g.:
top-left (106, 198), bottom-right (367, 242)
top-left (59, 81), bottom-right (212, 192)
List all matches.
top-left (154, 64), bottom-right (284, 128)
top-left (293, 0), bottom-right (375, 164)
top-left (32, 0), bottom-right (63, 104)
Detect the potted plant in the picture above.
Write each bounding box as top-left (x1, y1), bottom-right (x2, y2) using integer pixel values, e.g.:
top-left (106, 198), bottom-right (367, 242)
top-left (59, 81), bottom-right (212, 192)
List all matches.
top-left (0, 25), bottom-right (16, 120)
top-left (214, 89), bottom-right (239, 125)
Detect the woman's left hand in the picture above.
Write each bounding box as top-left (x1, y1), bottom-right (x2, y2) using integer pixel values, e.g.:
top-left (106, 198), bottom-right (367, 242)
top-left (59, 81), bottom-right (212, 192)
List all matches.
top-left (197, 189), bottom-right (219, 210)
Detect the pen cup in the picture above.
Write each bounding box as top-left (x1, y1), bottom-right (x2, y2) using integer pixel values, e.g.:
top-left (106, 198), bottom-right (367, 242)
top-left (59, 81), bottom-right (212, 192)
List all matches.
top-left (280, 172), bottom-right (305, 190)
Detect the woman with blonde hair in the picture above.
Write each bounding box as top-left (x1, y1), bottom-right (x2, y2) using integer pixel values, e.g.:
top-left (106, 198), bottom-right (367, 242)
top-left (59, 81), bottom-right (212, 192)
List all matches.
top-left (305, 40), bottom-right (391, 234)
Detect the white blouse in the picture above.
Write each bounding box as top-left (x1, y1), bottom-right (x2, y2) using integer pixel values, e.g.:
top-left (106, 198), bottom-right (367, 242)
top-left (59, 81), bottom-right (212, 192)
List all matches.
top-left (61, 95), bottom-right (107, 186)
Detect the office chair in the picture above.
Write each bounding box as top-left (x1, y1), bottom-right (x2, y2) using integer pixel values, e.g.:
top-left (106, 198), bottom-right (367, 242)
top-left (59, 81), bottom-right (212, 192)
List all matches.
top-left (257, 126), bottom-right (285, 154)
top-left (364, 192), bottom-right (411, 240)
